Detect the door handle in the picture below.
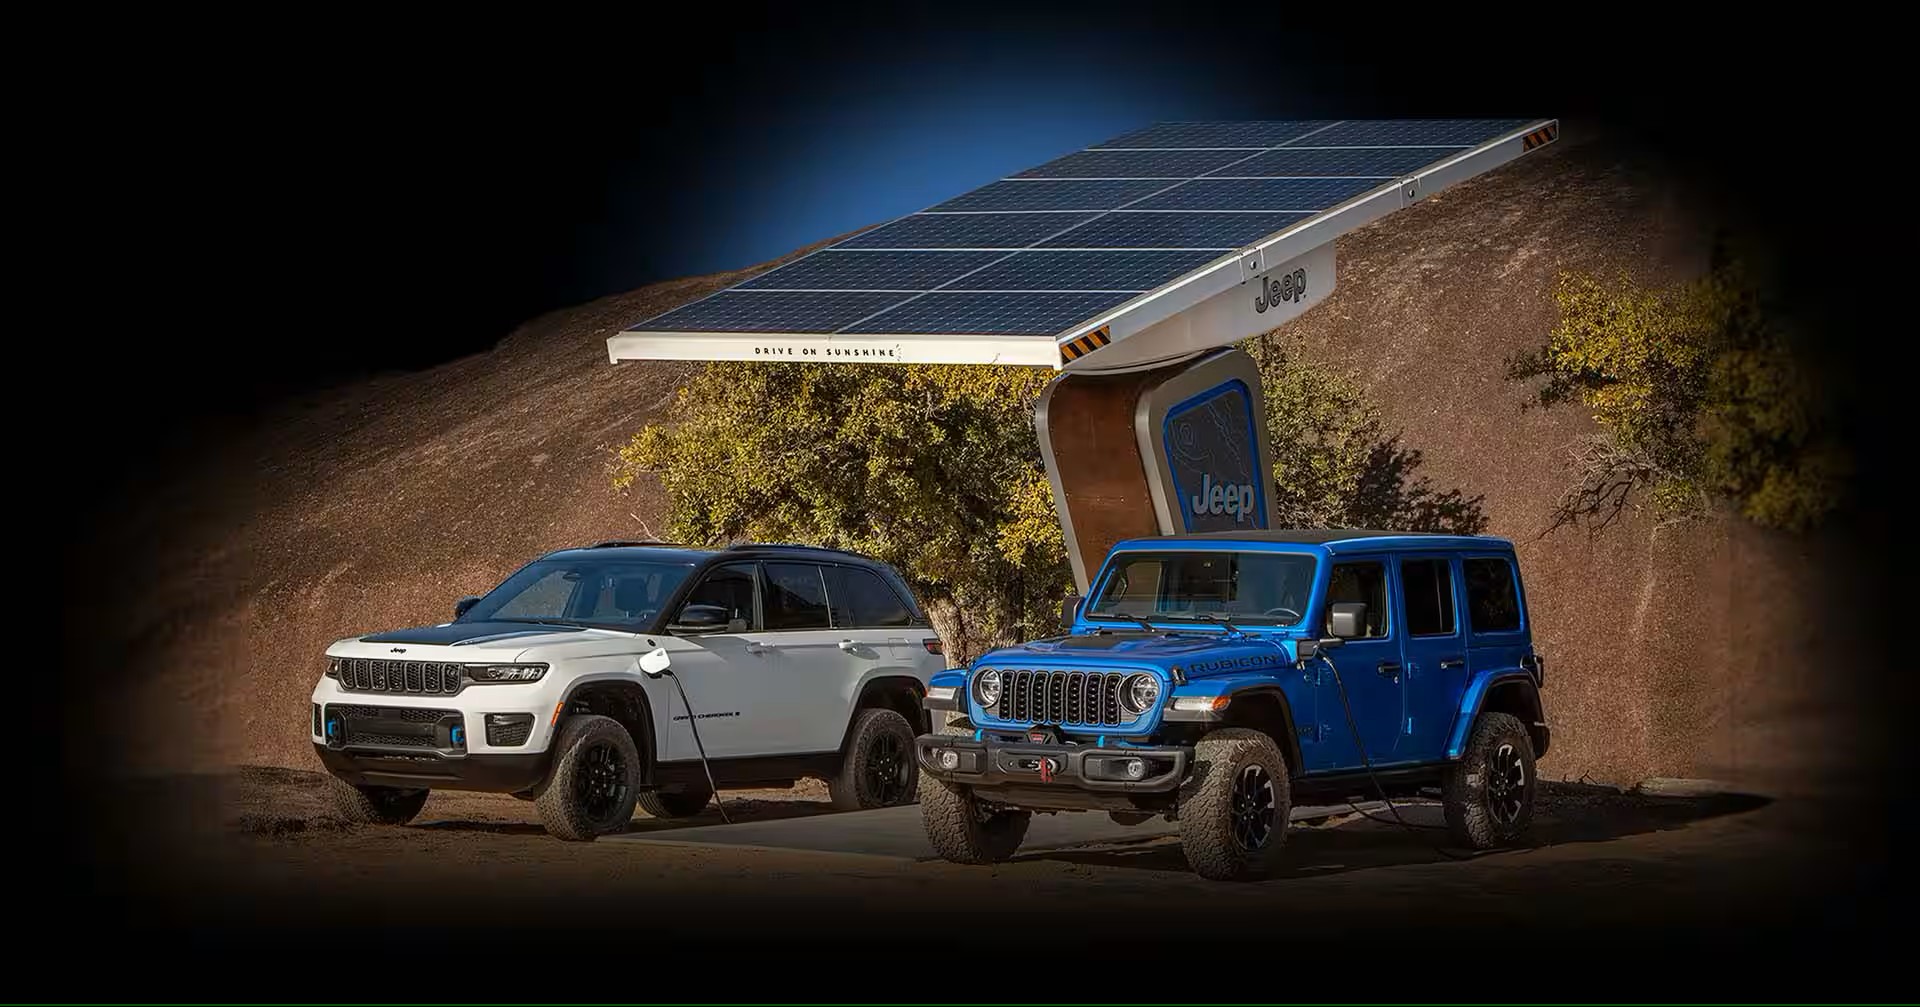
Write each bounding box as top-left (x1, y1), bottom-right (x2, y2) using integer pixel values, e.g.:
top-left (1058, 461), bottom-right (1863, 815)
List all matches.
top-left (1377, 661), bottom-right (1402, 679)
top-left (746, 642), bottom-right (777, 655)
top-left (1438, 657), bottom-right (1466, 670)
top-left (837, 639), bottom-right (858, 653)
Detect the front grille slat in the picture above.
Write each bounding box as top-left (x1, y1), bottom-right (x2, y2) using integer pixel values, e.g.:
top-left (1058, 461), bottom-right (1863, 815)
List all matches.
top-left (335, 657), bottom-right (463, 695)
top-left (984, 668), bottom-right (1135, 728)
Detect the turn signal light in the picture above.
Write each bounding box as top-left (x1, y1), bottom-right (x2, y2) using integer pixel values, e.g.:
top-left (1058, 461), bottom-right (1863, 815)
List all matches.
top-left (922, 639), bottom-right (944, 655)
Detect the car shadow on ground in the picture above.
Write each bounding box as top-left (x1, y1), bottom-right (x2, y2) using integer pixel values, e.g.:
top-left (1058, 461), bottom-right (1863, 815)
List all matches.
top-left (410, 796), bottom-right (841, 837)
top-left (1017, 784), bottom-right (1773, 879)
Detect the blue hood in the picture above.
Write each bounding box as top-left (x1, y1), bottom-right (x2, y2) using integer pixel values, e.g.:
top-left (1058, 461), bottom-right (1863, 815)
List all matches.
top-left (976, 631), bottom-right (1297, 677)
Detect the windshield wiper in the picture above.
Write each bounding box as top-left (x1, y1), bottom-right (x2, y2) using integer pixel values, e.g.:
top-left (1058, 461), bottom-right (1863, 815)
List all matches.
top-left (1088, 610), bottom-right (1157, 633)
top-left (1192, 612), bottom-right (1244, 634)
top-left (488, 617), bottom-right (585, 627)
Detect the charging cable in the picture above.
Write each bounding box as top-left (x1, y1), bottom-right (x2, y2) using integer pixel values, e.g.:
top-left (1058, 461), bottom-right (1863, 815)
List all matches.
top-left (662, 668), bottom-right (731, 825)
top-left (1315, 653), bottom-right (1473, 859)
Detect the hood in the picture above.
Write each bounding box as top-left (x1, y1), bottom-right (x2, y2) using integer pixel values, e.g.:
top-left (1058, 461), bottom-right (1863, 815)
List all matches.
top-left (334, 621), bottom-right (643, 663)
top-left (359, 621), bottom-right (592, 647)
top-left (977, 631), bottom-right (1296, 676)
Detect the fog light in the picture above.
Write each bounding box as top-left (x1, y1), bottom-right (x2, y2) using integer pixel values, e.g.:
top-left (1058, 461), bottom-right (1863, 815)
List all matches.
top-left (1124, 758), bottom-right (1147, 780)
top-left (938, 748), bottom-right (960, 771)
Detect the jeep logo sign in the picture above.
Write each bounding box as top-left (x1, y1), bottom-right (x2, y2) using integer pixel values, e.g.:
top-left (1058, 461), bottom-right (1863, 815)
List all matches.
top-left (1190, 473), bottom-right (1257, 522)
top-left (1162, 379), bottom-right (1268, 533)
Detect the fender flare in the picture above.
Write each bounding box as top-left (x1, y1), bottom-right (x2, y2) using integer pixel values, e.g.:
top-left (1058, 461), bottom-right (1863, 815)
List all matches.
top-left (837, 673), bottom-right (929, 753)
top-left (559, 675), bottom-right (661, 784)
top-left (1447, 671), bottom-right (1546, 760)
top-left (1214, 684), bottom-right (1305, 772)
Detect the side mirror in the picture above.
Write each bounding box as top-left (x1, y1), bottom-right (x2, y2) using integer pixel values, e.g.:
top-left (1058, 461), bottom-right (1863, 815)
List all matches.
top-left (670, 604), bottom-right (731, 632)
top-left (1060, 593), bottom-right (1083, 627)
top-left (638, 647), bottom-right (672, 678)
top-left (453, 595), bottom-right (482, 619)
top-left (1328, 602), bottom-right (1367, 640)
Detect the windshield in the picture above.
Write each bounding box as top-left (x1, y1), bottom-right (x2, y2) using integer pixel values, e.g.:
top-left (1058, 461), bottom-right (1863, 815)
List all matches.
top-left (1088, 550), bottom-right (1317, 628)
top-left (460, 558), bottom-right (698, 629)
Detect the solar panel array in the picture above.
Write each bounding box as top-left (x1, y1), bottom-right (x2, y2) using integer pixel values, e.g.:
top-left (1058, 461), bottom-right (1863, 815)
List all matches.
top-left (628, 119), bottom-right (1542, 339)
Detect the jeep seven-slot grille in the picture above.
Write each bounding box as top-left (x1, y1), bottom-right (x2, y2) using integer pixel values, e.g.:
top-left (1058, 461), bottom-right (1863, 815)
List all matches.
top-left (338, 658), bottom-right (463, 695)
top-left (994, 669), bottom-right (1127, 727)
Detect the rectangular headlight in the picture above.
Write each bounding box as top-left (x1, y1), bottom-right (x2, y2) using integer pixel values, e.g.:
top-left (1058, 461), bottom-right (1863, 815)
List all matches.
top-left (325, 657), bottom-right (342, 678)
top-left (466, 664), bottom-right (549, 683)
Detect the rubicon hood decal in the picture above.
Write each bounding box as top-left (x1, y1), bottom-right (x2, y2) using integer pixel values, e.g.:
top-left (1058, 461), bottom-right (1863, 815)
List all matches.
top-left (359, 622), bottom-right (588, 646)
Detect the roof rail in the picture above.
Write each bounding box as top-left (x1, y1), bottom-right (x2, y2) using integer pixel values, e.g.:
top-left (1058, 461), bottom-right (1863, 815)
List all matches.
top-left (587, 539), bottom-right (687, 549)
top-left (722, 541), bottom-right (869, 559)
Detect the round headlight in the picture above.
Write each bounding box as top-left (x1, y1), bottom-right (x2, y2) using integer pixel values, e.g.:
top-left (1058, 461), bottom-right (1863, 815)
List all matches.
top-left (1122, 673), bottom-right (1160, 715)
top-left (973, 668), bottom-right (1002, 707)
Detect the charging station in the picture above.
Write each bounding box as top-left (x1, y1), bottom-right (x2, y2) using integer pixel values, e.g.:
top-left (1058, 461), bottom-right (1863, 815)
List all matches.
top-left (607, 118), bottom-right (1560, 591)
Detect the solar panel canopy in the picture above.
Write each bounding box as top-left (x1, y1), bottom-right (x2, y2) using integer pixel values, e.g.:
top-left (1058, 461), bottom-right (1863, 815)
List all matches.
top-left (610, 118), bottom-right (1558, 372)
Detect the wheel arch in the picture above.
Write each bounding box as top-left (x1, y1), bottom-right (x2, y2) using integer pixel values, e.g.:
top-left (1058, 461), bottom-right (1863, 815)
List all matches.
top-left (1450, 672), bottom-right (1548, 760)
top-left (560, 678), bottom-right (660, 785)
top-left (1216, 686), bottom-right (1304, 774)
top-left (840, 674), bottom-right (929, 754)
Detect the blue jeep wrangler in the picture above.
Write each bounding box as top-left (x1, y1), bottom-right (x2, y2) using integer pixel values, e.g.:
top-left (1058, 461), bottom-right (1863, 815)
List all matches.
top-left (916, 530), bottom-right (1549, 880)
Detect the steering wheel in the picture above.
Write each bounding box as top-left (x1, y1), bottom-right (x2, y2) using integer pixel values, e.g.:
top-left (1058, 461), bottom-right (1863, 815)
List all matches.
top-left (1262, 606), bottom-right (1303, 621)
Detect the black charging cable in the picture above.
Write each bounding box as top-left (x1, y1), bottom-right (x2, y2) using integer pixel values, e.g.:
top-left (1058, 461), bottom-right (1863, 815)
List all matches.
top-left (662, 668), bottom-right (731, 824)
top-left (1315, 653), bottom-right (1474, 860)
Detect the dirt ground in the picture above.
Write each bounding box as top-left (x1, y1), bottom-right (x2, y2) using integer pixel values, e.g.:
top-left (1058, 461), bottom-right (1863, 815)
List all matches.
top-left (55, 766), bottom-right (1899, 998)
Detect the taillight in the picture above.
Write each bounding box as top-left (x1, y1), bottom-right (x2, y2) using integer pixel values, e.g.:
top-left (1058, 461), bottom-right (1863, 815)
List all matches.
top-left (921, 639), bottom-right (944, 655)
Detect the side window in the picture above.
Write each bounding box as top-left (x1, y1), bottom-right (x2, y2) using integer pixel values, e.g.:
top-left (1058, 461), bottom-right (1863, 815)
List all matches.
top-left (1400, 558), bottom-right (1457, 637)
top-left (678, 563), bottom-right (759, 629)
top-left (764, 563), bottom-right (832, 631)
top-left (1464, 558), bottom-right (1521, 633)
top-left (826, 566), bottom-right (914, 628)
top-left (1325, 562), bottom-right (1390, 639)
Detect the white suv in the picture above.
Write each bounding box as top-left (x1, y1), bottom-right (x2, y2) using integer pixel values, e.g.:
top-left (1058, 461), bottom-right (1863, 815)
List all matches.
top-left (310, 542), bottom-right (944, 840)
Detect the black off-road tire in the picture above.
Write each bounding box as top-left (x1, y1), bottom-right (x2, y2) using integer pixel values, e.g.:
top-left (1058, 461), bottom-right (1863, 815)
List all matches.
top-left (636, 783), bottom-right (714, 819)
top-left (534, 714), bottom-right (641, 842)
top-left (1443, 711), bottom-right (1536, 849)
top-left (1176, 727), bottom-right (1291, 881)
top-left (829, 707), bottom-right (920, 811)
top-left (920, 774), bottom-right (1031, 864)
top-left (327, 777), bottom-right (429, 826)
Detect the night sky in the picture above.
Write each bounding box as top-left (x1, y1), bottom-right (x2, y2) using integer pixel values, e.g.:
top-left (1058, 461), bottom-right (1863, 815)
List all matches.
top-left (96, 12), bottom-right (1882, 427)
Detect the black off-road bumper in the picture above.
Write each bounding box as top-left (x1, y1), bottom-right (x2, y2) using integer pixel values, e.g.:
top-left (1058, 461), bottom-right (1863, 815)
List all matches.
top-left (315, 745), bottom-right (551, 793)
top-left (914, 733), bottom-right (1192, 793)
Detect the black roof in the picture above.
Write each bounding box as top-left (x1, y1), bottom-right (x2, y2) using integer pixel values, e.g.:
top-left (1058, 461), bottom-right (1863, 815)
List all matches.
top-left (543, 540), bottom-right (891, 566)
top-left (1185, 529), bottom-right (1452, 543)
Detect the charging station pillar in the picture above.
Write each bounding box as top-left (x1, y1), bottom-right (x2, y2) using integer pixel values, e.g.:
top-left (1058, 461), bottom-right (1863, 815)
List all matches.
top-left (1036, 347), bottom-right (1276, 592)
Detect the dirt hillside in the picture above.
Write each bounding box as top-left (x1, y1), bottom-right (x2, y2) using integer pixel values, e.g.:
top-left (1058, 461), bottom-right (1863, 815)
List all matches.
top-left (101, 128), bottom-right (1862, 794)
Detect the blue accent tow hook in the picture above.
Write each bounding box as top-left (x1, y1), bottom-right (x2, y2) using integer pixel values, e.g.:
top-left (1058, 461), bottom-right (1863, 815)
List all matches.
top-left (451, 725), bottom-right (465, 746)
top-left (324, 717), bottom-right (342, 747)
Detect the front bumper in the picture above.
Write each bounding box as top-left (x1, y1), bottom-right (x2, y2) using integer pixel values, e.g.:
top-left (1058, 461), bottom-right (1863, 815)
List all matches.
top-left (315, 744), bottom-right (551, 793)
top-left (914, 733), bottom-right (1191, 793)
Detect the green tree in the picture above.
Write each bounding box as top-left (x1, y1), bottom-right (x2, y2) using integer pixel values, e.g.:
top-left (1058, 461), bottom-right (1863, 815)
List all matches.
top-left (612, 363), bottom-right (1068, 662)
top-left (615, 343), bottom-right (1485, 658)
top-left (1507, 262), bottom-right (1846, 533)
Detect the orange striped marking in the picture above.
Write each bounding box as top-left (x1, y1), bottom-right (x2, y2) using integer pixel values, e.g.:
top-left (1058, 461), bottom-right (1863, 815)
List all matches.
top-left (1059, 325), bottom-right (1112, 363)
top-left (1522, 122), bottom-right (1559, 151)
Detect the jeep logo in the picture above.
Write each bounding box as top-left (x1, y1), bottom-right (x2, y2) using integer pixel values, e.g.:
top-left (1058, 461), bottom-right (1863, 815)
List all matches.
top-left (1190, 472), bottom-right (1258, 523)
top-left (1253, 268), bottom-right (1308, 313)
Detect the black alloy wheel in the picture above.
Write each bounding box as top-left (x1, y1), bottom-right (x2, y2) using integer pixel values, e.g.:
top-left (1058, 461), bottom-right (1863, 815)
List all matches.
top-left (576, 740), bottom-right (631, 822)
top-left (1230, 763), bottom-right (1278, 851)
top-left (864, 730), bottom-right (909, 805)
top-left (1486, 741), bottom-right (1527, 826)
